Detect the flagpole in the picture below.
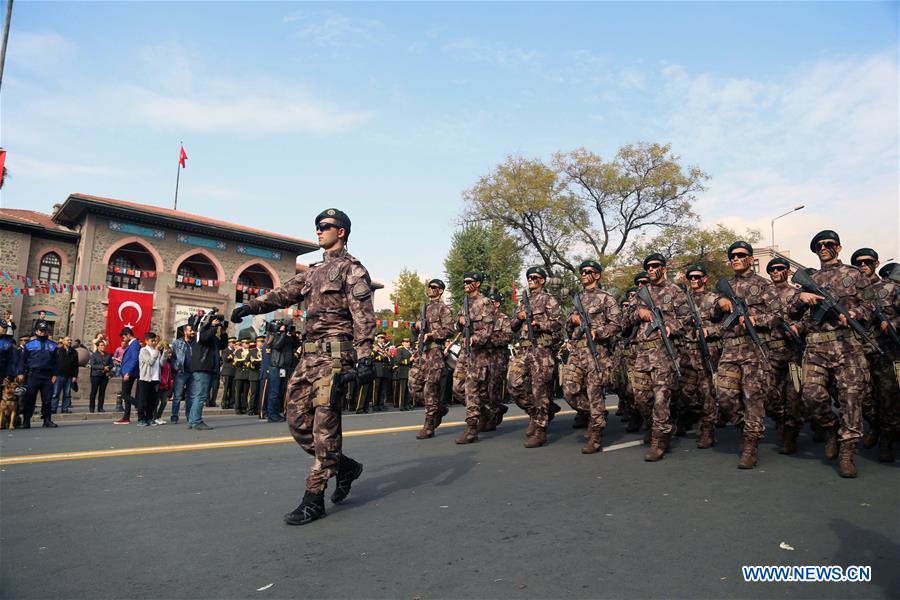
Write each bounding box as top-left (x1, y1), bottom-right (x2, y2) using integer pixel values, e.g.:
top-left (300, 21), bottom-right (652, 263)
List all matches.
top-left (174, 141), bottom-right (182, 210)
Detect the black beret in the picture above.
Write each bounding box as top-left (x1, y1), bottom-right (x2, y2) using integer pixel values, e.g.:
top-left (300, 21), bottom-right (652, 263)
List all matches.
top-left (489, 292), bottom-right (504, 303)
top-left (428, 278), bottom-right (446, 289)
top-left (642, 253), bottom-right (667, 268)
top-left (462, 272), bottom-right (484, 283)
top-left (315, 208), bottom-right (351, 232)
top-left (878, 263), bottom-right (898, 279)
top-left (850, 248), bottom-right (878, 265)
top-left (578, 260), bottom-right (603, 273)
top-left (810, 230), bottom-right (840, 252)
top-left (684, 263), bottom-right (707, 276)
top-left (633, 271), bottom-right (649, 284)
top-left (766, 257), bottom-right (790, 272)
top-left (625, 287), bottom-right (638, 296)
top-left (727, 241), bottom-right (754, 257)
top-left (526, 266), bottom-right (548, 279)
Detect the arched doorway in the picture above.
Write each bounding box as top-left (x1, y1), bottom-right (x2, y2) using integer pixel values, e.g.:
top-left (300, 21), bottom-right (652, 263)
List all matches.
top-left (106, 242), bottom-right (158, 291)
top-left (235, 263), bottom-right (275, 304)
top-left (174, 253), bottom-right (219, 289)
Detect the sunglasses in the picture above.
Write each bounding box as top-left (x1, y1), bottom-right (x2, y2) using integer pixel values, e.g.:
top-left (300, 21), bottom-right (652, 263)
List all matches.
top-left (854, 259), bottom-right (875, 267)
top-left (645, 263), bottom-right (663, 270)
top-left (635, 280), bottom-right (649, 286)
top-left (729, 252), bottom-right (750, 260)
top-left (580, 269), bottom-right (598, 276)
top-left (686, 274), bottom-right (704, 281)
top-left (463, 279), bottom-right (476, 285)
top-left (428, 285), bottom-right (442, 290)
top-left (315, 222), bottom-right (340, 232)
top-left (527, 275), bottom-right (544, 281)
top-left (768, 266), bottom-right (788, 273)
top-left (815, 241), bottom-right (837, 250)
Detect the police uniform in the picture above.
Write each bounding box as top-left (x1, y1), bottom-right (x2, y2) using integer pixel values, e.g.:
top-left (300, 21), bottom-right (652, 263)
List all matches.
top-left (18, 325), bottom-right (60, 427)
top-left (0, 315), bottom-right (17, 380)
top-left (220, 339), bottom-right (237, 409)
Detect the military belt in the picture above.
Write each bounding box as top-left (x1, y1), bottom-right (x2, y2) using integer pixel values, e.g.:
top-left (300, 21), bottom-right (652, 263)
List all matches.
top-left (302, 339), bottom-right (354, 354)
top-left (723, 333), bottom-right (770, 348)
top-left (520, 334), bottom-right (553, 348)
top-left (807, 330), bottom-right (852, 345)
top-left (767, 339), bottom-right (787, 351)
top-left (637, 339), bottom-right (661, 351)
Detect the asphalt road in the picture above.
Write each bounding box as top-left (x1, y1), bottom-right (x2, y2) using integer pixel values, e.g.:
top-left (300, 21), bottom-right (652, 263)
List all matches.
top-left (1, 400), bottom-right (898, 600)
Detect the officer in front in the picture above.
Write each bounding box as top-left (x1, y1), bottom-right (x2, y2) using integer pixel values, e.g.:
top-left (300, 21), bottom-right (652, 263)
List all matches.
top-left (16, 322), bottom-right (60, 428)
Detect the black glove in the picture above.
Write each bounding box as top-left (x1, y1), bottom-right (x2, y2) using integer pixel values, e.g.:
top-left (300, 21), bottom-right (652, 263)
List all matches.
top-left (353, 356), bottom-right (375, 386)
top-left (230, 305), bottom-right (252, 323)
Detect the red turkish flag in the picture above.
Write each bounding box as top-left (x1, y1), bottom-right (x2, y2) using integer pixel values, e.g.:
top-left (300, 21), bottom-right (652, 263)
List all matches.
top-left (179, 145), bottom-right (188, 168)
top-left (512, 280), bottom-right (517, 303)
top-left (106, 287), bottom-right (154, 352)
top-left (394, 302), bottom-right (399, 316)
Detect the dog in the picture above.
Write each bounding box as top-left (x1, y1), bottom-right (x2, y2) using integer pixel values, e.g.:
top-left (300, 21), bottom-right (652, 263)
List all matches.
top-left (1, 379), bottom-right (18, 430)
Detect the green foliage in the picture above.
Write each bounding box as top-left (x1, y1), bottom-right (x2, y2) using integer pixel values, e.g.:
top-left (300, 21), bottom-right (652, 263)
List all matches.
top-left (443, 221), bottom-right (523, 312)
top-left (388, 268), bottom-right (428, 321)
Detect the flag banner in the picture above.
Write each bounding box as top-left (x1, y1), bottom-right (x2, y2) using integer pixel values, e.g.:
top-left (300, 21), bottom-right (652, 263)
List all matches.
top-left (105, 287), bottom-right (155, 353)
top-left (179, 145), bottom-right (188, 168)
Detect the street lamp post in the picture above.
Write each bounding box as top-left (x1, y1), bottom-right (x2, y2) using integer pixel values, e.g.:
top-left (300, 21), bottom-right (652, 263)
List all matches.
top-left (771, 205), bottom-right (805, 252)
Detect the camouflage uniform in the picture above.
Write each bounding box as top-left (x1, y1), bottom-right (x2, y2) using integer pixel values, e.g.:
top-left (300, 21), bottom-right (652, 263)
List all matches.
top-left (561, 287), bottom-right (621, 449)
top-left (678, 288), bottom-right (721, 444)
top-left (411, 299), bottom-right (456, 436)
top-left (485, 311), bottom-right (513, 430)
top-left (623, 281), bottom-right (687, 449)
top-left (766, 281), bottom-right (804, 449)
top-left (246, 247), bottom-right (375, 494)
top-left (711, 271), bottom-right (780, 463)
top-left (863, 276), bottom-right (899, 455)
top-left (787, 261), bottom-right (872, 460)
top-left (456, 293), bottom-right (496, 441)
top-left (507, 290), bottom-right (562, 442)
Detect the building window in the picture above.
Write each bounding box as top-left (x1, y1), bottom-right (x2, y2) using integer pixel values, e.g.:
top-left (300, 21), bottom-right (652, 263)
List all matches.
top-left (105, 242), bottom-right (156, 291)
top-left (174, 254), bottom-right (218, 290)
top-left (236, 263), bottom-right (274, 304)
top-left (176, 265), bottom-right (200, 289)
top-left (39, 252), bottom-right (61, 283)
top-left (106, 255), bottom-right (142, 290)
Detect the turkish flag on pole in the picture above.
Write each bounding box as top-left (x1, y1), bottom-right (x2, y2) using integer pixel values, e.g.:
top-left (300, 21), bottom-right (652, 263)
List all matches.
top-left (394, 302), bottom-right (399, 316)
top-left (179, 145), bottom-right (188, 168)
top-left (106, 287), bottom-right (155, 352)
top-left (512, 280), bottom-right (518, 303)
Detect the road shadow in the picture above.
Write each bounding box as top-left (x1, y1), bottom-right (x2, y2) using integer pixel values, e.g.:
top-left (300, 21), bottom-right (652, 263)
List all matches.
top-left (829, 517), bottom-right (900, 597)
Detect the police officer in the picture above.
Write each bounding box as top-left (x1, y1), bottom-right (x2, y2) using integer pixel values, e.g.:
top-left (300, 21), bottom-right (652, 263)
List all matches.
top-left (16, 322), bottom-right (60, 428)
top-left (0, 309), bottom-right (16, 381)
top-left (231, 208), bottom-right (375, 525)
top-left (220, 337), bottom-right (237, 409)
top-left (411, 278), bottom-right (455, 438)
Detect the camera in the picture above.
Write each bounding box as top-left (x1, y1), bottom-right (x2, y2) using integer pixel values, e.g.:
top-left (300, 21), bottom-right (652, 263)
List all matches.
top-left (267, 319), bottom-right (295, 334)
top-left (189, 307), bottom-right (226, 330)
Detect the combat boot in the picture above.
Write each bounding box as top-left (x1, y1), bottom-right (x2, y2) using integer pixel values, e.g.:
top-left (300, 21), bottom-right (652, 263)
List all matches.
top-left (572, 411), bottom-right (589, 429)
top-left (524, 426), bottom-right (547, 448)
top-left (737, 436), bottom-right (758, 469)
top-left (877, 433), bottom-right (895, 463)
top-left (696, 423), bottom-right (715, 449)
top-left (644, 431), bottom-right (665, 461)
top-left (284, 491), bottom-right (326, 526)
top-left (661, 432), bottom-right (673, 454)
top-left (778, 426), bottom-right (799, 455)
top-left (862, 428), bottom-right (879, 449)
top-left (838, 441), bottom-right (858, 478)
top-left (455, 425), bottom-right (478, 444)
top-left (494, 404), bottom-right (508, 427)
top-left (331, 456), bottom-right (364, 503)
top-left (434, 405), bottom-right (449, 428)
top-left (625, 412), bottom-right (642, 433)
top-left (526, 419), bottom-right (537, 438)
top-left (824, 426), bottom-right (840, 460)
top-left (416, 418), bottom-right (434, 440)
top-left (581, 428), bottom-right (603, 454)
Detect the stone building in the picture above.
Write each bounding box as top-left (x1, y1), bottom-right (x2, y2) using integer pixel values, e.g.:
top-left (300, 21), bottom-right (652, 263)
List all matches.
top-left (2, 194), bottom-right (320, 341)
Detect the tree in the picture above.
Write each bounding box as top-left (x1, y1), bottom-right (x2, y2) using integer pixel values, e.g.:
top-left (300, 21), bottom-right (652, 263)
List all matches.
top-left (388, 268), bottom-right (429, 321)
top-left (463, 156), bottom-right (584, 274)
top-left (553, 143), bottom-right (708, 259)
top-left (443, 221), bottom-right (523, 312)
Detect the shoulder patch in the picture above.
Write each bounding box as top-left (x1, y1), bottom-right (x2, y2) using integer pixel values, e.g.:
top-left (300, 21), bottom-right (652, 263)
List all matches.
top-left (749, 284), bottom-right (760, 297)
top-left (841, 276), bottom-right (854, 288)
top-left (328, 265), bottom-right (342, 282)
top-left (877, 287), bottom-right (889, 299)
top-left (352, 280), bottom-right (371, 300)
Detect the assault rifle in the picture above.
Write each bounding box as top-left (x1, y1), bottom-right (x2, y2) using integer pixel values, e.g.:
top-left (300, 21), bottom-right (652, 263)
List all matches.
top-left (679, 284), bottom-right (715, 376)
top-left (791, 268), bottom-right (883, 356)
top-left (572, 293), bottom-right (603, 374)
top-left (417, 303), bottom-right (427, 366)
top-left (715, 278), bottom-right (770, 363)
top-left (522, 288), bottom-right (538, 351)
top-left (870, 306), bottom-right (900, 350)
top-left (775, 316), bottom-right (803, 348)
top-left (636, 286), bottom-right (681, 377)
top-left (463, 295), bottom-right (472, 354)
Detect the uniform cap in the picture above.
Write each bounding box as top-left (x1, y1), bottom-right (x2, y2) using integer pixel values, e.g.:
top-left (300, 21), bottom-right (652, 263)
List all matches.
top-left (810, 230), bottom-right (840, 252)
top-left (428, 278), bottom-right (446, 289)
top-left (766, 257), bottom-right (790, 273)
top-left (526, 266), bottom-right (548, 279)
top-left (850, 248), bottom-right (878, 265)
top-left (727, 241), bottom-right (754, 258)
top-left (314, 208), bottom-right (351, 232)
top-left (462, 272), bottom-right (484, 283)
top-left (489, 292), bottom-right (504, 303)
top-left (878, 263), bottom-right (898, 279)
top-left (642, 253), bottom-right (667, 268)
top-left (633, 271), bottom-right (649, 284)
top-left (579, 260), bottom-right (603, 273)
top-left (684, 263), bottom-right (707, 276)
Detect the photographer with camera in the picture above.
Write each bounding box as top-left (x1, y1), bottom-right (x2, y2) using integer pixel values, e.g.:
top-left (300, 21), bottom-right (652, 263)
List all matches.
top-left (262, 319), bottom-right (297, 423)
top-left (186, 309), bottom-right (228, 430)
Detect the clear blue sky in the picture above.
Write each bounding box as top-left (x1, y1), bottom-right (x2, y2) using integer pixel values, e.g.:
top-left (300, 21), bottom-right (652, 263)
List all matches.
top-left (3, 1), bottom-right (897, 307)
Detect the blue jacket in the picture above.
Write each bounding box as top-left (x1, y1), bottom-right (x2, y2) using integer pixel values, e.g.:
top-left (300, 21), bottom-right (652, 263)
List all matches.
top-left (171, 338), bottom-right (192, 373)
top-left (120, 338), bottom-right (141, 378)
top-left (18, 337), bottom-right (60, 375)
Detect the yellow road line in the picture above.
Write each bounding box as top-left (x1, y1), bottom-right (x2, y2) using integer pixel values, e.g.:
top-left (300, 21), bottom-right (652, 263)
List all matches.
top-left (1, 410), bottom-right (595, 466)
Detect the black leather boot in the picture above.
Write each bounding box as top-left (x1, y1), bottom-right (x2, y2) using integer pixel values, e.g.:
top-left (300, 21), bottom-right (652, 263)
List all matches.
top-left (284, 491), bottom-right (326, 526)
top-left (330, 456), bottom-right (364, 503)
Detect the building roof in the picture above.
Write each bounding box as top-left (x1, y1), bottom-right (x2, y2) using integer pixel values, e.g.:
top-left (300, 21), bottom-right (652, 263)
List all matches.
top-left (53, 193), bottom-right (318, 255)
top-left (0, 208), bottom-right (79, 239)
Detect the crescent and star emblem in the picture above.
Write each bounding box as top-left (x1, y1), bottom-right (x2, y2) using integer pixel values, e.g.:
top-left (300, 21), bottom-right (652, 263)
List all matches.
top-left (118, 301), bottom-right (144, 328)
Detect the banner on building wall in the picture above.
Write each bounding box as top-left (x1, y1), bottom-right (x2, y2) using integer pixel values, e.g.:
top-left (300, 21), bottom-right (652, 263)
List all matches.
top-left (105, 287), bottom-right (155, 352)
